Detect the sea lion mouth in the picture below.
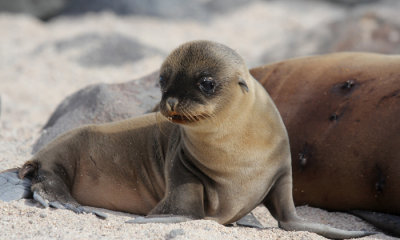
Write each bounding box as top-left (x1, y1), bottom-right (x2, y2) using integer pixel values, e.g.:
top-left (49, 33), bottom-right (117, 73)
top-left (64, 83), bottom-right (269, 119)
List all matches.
top-left (163, 112), bottom-right (203, 124)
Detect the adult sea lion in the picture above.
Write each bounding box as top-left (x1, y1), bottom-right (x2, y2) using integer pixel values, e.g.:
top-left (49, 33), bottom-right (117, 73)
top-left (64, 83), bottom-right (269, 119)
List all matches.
top-left (249, 53), bottom-right (400, 214)
top-left (16, 41), bottom-right (372, 238)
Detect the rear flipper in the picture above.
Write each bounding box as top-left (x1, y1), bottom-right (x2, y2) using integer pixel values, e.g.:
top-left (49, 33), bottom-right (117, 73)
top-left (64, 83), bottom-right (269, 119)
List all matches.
top-left (264, 172), bottom-right (376, 239)
top-left (350, 210), bottom-right (400, 237)
top-left (31, 191), bottom-right (107, 219)
top-left (0, 168), bottom-right (32, 201)
top-left (18, 161), bottom-right (107, 219)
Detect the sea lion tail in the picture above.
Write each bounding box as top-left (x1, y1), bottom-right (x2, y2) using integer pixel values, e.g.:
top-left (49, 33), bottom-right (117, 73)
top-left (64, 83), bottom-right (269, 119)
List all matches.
top-left (279, 219), bottom-right (376, 239)
top-left (350, 210), bottom-right (400, 237)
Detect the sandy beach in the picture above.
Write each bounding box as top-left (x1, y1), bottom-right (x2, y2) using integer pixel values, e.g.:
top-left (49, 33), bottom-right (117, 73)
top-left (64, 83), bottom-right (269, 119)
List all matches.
top-left (1, 0), bottom-right (399, 239)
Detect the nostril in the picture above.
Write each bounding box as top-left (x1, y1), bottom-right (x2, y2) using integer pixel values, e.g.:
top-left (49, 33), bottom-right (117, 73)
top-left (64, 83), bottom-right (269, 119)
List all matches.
top-left (166, 97), bottom-right (178, 111)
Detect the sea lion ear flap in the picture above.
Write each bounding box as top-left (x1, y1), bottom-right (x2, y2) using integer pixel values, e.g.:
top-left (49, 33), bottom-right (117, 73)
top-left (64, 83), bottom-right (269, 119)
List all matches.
top-left (238, 77), bottom-right (249, 93)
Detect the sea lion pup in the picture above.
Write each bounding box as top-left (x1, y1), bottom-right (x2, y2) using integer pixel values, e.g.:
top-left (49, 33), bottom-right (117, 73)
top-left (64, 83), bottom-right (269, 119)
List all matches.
top-left (18, 41), bottom-right (373, 239)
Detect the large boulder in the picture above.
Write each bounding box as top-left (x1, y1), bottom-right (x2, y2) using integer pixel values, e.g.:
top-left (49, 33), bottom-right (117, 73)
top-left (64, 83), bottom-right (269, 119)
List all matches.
top-left (0, 0), bottom-right (66, 20)
top-left (32, 72), bottom-right (160, 153)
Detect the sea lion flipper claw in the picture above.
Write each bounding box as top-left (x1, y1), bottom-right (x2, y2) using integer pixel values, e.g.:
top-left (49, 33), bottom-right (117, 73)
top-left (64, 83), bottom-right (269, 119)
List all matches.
top-left (79, 206), bottom-right (108, 219)
top-left (61, 203), bottom-right (84, 213)
top-left (47, 200), bottom-right (107, 219)
top-left (90, 209), bottom-right (108, 219)
top-left (236, 212), bottom-right (264, 228)
top-left (49, 201), bottom-right (65, 209)
top-left (33, 191), bottom-right (49, 208)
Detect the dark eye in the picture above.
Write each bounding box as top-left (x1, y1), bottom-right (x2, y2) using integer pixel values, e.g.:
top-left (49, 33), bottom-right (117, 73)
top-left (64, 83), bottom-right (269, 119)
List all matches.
top-left (159, 76), bottom-right (166, 88)
top-left (199, 77), bottom-right (216, 94)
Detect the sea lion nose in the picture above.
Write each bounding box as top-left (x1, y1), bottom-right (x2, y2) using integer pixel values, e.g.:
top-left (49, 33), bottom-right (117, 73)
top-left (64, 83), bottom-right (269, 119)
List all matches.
top-left (166, 97), bottom-right (179, 111)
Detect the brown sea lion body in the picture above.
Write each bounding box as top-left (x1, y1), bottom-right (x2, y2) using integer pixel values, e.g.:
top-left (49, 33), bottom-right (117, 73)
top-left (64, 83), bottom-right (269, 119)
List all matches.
top-left (19, 41), bottom-right (289, 225)
top-left (250, 52), bottom-right (400, 214)
top-left (17, 41), bottom-right (372, 239)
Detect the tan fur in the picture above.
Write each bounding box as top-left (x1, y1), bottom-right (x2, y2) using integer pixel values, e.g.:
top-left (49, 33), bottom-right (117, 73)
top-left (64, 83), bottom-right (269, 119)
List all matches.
top-left (18, 41), bottom-right (372, 239)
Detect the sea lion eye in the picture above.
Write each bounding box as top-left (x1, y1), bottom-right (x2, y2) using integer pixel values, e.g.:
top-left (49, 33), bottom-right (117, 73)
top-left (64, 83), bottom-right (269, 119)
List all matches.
top-left (159, 76), bottom-right (166, 88)
top-left (199, 77), bottom-right (216, 94)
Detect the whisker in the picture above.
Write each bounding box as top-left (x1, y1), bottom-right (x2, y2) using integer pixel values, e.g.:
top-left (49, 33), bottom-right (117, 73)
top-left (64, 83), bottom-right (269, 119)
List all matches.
top-left (189, 111), bottom-right (197, 122)
top-left (187, 109), bottom-right (197, 122)
top-left (182, 109), bottom-right (194, 122)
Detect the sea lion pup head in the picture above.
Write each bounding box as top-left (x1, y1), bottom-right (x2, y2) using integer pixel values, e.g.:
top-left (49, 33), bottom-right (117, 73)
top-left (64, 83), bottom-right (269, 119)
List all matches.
top-left (159, 40), bottom-right (251, 126)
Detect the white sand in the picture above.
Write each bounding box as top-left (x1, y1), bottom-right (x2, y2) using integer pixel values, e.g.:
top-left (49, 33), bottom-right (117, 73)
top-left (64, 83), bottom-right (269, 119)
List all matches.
top-left (0, 1), bottom-right (397, 239)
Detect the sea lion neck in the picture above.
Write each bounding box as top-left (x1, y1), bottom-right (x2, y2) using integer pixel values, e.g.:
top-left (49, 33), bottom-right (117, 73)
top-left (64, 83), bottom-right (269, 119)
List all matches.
top-left (179, 76), bottom-right (259, 158)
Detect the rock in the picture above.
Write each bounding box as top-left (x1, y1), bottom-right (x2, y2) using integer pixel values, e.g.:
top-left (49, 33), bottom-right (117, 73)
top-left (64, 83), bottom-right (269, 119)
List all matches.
top-left (60, 0), bottom-right (257, 20)
top-left (323, 11), bottom-right (400, 53)
top-left (259, 1), bottom-right (400, 63)
top-left (32, 71), bottom-right (160, 153)
top-left (1, 0), bottom-right (255, 21)
top-left (0, 0), bottom-right (66, 20)
top-left (165, 229), bottom-right (185, 239)
top-left (327, 0), bottom-right (381, 6)
top-left (32, 33), bottom-right (162, 67)
top-left (54, 33), bottom-right (162, 67)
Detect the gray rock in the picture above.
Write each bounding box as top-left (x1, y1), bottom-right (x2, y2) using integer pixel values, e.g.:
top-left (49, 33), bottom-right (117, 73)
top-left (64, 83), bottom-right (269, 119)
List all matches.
top-left (32, 71), bottom-right (160, 153)
top-left (165, 229), bottom-right (185, 239)
top-left (33, 33), bottom-right (163, 67)
top-left (1, 0), bottom-right (255, 20)
top-left (259, 1), bottom-right (400, 63)
top-left (61, 0), bottom-right (257, 20)
top-left (319, 11), bottom-right (400, 53)
top-left (0, 0), bottom-right (66, 20)
top-left (327, 0), bottom-right (381, 6)
top-left (56, 33), bottom-right (162, 67)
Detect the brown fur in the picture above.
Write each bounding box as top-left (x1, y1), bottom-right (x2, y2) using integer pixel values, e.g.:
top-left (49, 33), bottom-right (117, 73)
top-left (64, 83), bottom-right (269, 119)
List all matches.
top-left (250, 52), bottom-right (400, 214)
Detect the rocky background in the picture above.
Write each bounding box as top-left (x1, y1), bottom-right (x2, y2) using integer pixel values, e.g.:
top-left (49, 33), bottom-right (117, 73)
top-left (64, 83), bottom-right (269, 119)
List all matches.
top-left (0, 0), bottom-right (399, 239)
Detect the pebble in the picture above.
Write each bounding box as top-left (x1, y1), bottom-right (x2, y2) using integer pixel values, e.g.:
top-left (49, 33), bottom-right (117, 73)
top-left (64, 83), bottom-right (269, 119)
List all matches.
top-left (165, 228), bottom-right (185, 239)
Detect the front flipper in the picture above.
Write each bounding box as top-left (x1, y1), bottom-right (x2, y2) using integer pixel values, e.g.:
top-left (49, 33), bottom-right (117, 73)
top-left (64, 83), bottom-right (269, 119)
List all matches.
top-left (264, 172), bottom-right (376, 239)
top-left (236, 212), bottom-right (264, 228)
top-left (0, 168), bottom-right (32, 202)
top-left (20, 161), bottom-right (107, 219)
top-left (127, 151), bottom-right (206, 224)
top-left (126, 181), bottom-right (205, 224)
